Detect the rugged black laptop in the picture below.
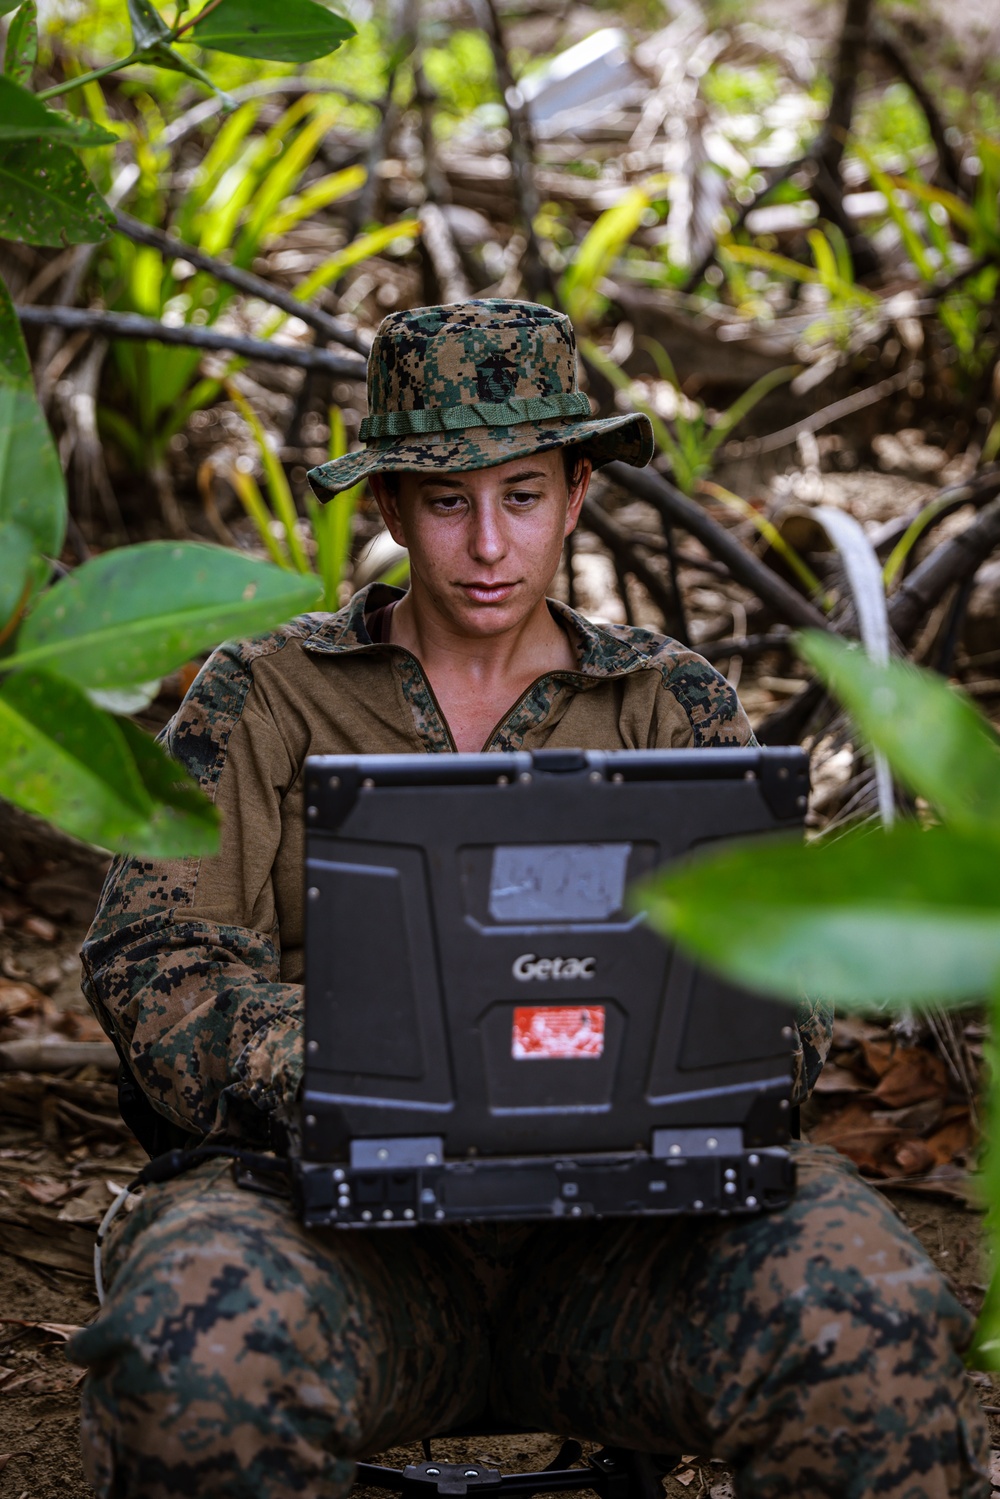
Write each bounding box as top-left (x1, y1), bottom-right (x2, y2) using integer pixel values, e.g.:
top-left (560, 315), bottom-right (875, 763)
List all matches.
top-left (294, 746), bottom-right (808, 1229)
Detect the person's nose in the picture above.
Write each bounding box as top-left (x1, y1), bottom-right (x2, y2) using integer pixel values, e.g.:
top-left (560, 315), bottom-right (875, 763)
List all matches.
top-left (469, 499), bottom-right (507, 566)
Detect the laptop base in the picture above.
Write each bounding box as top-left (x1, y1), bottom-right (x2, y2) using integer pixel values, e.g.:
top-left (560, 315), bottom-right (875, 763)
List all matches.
top-left (294, 1141), bottom-right (794, 1228)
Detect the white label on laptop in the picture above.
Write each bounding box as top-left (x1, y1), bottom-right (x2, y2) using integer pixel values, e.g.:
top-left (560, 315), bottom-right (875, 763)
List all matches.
top-left (489, 843), bottom-right (631, 923)
top-left (512, 1005), bottom-right (605, 1059)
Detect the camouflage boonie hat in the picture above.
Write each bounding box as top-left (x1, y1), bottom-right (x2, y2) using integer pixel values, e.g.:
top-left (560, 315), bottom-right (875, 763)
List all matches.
top-left (307, 299), bottom-right (654, 497)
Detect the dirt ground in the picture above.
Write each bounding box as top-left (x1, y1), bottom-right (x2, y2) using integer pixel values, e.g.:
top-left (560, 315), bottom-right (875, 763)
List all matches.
top-left (1, 908), bottom-right (1000, 1499)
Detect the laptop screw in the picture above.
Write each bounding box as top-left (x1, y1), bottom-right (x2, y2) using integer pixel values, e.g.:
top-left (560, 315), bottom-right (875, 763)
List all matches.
top-left (612, 771), bottom-right (624, 783)
top-left (426, 1468), bottom-right (441, 1476)
top-left (307, 1040), bottom-right (319, 1053)
top-left (589, 771), bottom-right (601, 782)
top-left (724, 1168), bottom-right (737, 1181)
top-left (307, 805), bottom-right (318, 819)
top-left (333, 1169), bottom-right (345, 1182)
top-left (305, 1115), bottom-right (316, 1128)
top-left (404, 1209), bottom-right (415, 1219)
top-left (746, 1196), bottom-right (758, 1207)
top-left (425, 1152), bottom-right (439, 1164)
top-left (376, 1148), bottom-right (389, 1161)
top-left (434, 1209), bottom-right (445, 1220)
top-left (465, 1471), bottom-right (479, 1477)
top-left (307, 887), bottom-right (319, 902)
top-left (748, 1155), bottom-right (759, 1167)
top-left (669, 1144), bottom-right (681, 1156)
top-left (724, 1182), bottom-right (737, 1195)
top-left (361, 1210), bottom-right (373, 1221)
top-left (382, 1209), bottom-right (394, 1220)
top-left (328, 775), bottom-right (340, 788)
top-left (781, 1026), bottom-right (794, 1039)
top-left (497, 775), bottom-right (509, 785)
top-left (570, 1205), bottom-right (582, 1216)
top-left (693, 1199), bottom-right (704, 1210)
top-left (518, 772), bottom-right (532, 784)
top-left (706, 1137), bottom-right (718, 1150)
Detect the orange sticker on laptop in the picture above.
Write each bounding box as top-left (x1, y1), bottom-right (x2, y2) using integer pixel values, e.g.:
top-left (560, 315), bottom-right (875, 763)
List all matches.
top-left (512, 1006), bottom-right (605, 1059)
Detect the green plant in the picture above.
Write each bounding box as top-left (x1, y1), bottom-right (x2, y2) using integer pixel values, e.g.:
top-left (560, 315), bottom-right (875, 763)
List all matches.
top-left (635, 633), bottom-right (1000, 1366)
top-left (0, 0), bottom-right (364, 853)
top-left (228, 389), bottom-right (409, 609)
top-left (582, 334), bottom-right (797, 497)
top-left (722, 226), bottom-right (880, 349)
top-left (561, 179), bottom-right (669, 329)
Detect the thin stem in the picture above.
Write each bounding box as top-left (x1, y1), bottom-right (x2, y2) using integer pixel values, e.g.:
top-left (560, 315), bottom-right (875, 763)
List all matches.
top-left (0, 575), bottom-right (34, 655)
top-left (173, 0), bottom-right (226, 40)
top-left (37, 50), bottom-right (143, 100)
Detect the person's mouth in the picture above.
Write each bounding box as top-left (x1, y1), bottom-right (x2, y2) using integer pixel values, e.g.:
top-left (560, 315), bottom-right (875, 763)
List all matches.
top-left (458, 581), bottom-right (519, 604)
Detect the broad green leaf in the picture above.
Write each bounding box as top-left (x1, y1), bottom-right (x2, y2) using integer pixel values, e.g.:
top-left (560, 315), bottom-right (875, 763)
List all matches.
top-left (0, 670), bottom-right (153, 849)
top-left (0, 75), bottom-right (116, 146)
top-left (127, 0), bottom-right (172, 48)
top-left (4, 0), bottom-right (36, 85)
top-left (0, 138), bottom-right (114, 245)
top-left (0, 385), bottom-right (67, 561)
top-left (116, 717), bottom-right (220, 857)
top-left (0, 517), bottom-right (33, 627)
top-left (0, 270), bottom-right (30, 386)
top-left (11, 541), bottom-right (322, 687)
top-left (186, 0), bottom-right (355, 62)
top-left (0, 1), bottom-right (25, 15)
top-left (635, 822), bottom-right (1000, 1008)
top-left (799, 632), bottom-right (1000, 837)
top-left (562, 183), bottom-right (653, 326)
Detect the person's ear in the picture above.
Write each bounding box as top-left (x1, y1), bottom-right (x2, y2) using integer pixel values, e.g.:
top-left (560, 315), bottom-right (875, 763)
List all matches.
top-left (564, 457), bottom-right (592, 538)
top-left (370, 472), bottom-right (407, 548)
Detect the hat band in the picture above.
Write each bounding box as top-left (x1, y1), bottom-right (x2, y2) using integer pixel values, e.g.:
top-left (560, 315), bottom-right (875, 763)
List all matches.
top-left (359, 392), bottom-right (591, 442)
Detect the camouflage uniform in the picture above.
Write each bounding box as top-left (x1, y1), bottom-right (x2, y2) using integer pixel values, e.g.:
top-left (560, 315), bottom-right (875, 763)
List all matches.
top-left (69, 301), bottom-right (988, 1498)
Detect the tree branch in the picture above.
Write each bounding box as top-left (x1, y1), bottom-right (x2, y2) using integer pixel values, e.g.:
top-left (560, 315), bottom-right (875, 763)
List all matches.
top-left (114, 211), bottom-right (370, 356)
top-left (604, 461), bottom-right (831, 632)
top-left (579, 496), bottom-right (684, 629)
top-left (16, 305), bottom-right (367, 378)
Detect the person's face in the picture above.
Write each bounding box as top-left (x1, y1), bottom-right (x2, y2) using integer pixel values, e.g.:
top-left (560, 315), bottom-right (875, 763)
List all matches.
top-left (370, 448), bottom-right (590, 638)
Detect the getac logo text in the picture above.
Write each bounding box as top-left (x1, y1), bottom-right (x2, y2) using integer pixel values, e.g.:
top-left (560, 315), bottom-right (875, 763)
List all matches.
top-left (512, 953), bottom-right (596, 982)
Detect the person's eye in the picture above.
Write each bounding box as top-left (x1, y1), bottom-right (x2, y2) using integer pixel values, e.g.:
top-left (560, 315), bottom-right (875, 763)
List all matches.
top-left (429, 494), bottom-right (465, 512)
top-left (506, 490), bottom-right (541, 507)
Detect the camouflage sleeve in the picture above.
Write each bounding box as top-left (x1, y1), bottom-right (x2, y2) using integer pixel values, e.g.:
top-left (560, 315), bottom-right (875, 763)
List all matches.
top-left (81, 630), bottom-right (306, 1147)
top-left (651, 644), bottom-right (756, 748)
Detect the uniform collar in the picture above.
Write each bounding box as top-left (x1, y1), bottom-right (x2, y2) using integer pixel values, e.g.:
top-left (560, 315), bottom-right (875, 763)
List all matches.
top-left (300, 584), bottom-right (650, 679)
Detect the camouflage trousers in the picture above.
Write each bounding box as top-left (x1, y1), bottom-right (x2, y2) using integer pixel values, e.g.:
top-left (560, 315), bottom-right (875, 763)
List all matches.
top-left (69, 1143), bottom-right (990, 1499)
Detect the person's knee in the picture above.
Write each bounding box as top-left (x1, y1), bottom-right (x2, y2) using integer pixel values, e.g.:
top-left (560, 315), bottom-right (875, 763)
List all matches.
top-left (70, 1175), bottom-right (369, 1499)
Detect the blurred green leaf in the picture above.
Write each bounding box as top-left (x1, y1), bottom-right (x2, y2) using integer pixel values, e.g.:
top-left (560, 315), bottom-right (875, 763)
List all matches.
top-left (0, 670), bottom-right (218, 855)
top-left (0, 669), bottom-right (152, 848)
top-left (116, 717), bottom-right (220, 856)
top-left (0, 273), bottom-right (64, 578)
top-left (799, 632), bottom-right (1000, 837)
top-left (635, 822), bottom-right (1000, 1007)
top-left (0, 75), bottom-right (116, 145)
top-left (186, 0), bottom-right (356, 62)
top-left (0, 518), bottom-right (33, 627)
top-left (10, 541), bottom-right (322, 688)
top-left (126, 0), bottom-right (172, 49)
top-left (562, 182), bottom-right (657, 326)
top-left (4, 0), bottom-right (36, 85)
top-left (0, 138), bottom-right (114, 245)
top-left (0, 2), bottom-right (26, 15)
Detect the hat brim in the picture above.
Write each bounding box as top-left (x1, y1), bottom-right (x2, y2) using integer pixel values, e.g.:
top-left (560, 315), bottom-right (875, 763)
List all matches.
top-left (307, 411), bottom-right (654, 498)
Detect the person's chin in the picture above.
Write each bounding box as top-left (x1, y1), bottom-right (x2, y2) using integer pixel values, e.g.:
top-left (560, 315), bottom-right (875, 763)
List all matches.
top-left (453, 585), bottom-right (525, 631)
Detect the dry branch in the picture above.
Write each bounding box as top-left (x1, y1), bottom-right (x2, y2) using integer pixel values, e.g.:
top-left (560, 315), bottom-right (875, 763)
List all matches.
top-left (579, 496), bottom-right (683, 631)
top-left (604, 461), bottom-right (831, 632)
top-left (16, 306), bottom-right (367, 378)
top-left (114, 211), bottom-right (371, 356)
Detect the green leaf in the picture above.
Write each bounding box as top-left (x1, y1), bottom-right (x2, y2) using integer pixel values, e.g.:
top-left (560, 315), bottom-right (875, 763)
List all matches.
top-left (0, 138), bottom-right (114, 245)
top-left (4, 0), bottom-right (36, 85)
top-left (0, 270), bottom-right (30, 386)
top-left (0, 517), bottom-right (33, 627)
top-left (0, 75), bottom-right (116, 146)
top-left (10, 541), bottom-right (322, 688)
top-left (799, 632), bottom-right (1000, 837)
top-left (0, 385), bottom-right (67, 561)
top-left (116, 717), bottom-right (219, 857)
top-left (186, 0), bottom-right (355, 62)
top-left (0, 671), bottom-right (218, 855)
top-left (635, 822), bottom-right (1000, 1009)
top-left (0, 670), bottom-right (152, 848)
top-left (127, 0), bottom-right (172, 49)
top-left (0, 2), bottom-right (26, 16)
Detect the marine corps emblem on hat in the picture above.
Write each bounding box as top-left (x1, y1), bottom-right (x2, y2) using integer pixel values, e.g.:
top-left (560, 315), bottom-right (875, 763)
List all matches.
top-left (307, 298), bottom-right (655, 498)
